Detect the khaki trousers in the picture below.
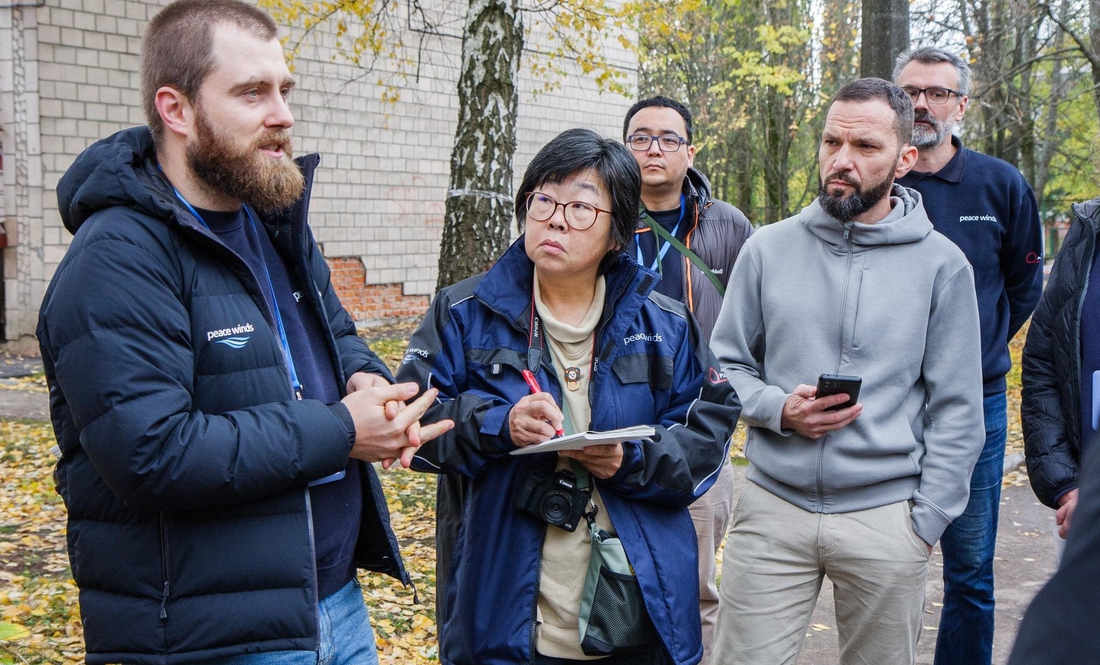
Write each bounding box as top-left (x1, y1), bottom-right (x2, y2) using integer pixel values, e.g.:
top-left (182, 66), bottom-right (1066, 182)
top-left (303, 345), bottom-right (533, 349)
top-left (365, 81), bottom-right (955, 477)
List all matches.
top-left (690, 456), bottom-right (736, 665)
top-left (714, 482), bottom-right (930, 665)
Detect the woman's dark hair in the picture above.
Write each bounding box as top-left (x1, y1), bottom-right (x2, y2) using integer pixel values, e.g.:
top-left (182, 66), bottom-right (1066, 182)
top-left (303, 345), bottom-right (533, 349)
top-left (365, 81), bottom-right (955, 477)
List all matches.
top-left (515, 128), bottom-right (641, 274)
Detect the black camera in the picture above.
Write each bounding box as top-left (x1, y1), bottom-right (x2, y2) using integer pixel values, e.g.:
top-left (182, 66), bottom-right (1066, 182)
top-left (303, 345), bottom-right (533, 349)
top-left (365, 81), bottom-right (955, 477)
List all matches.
top-left (514, 467), bottom-right (589, 532)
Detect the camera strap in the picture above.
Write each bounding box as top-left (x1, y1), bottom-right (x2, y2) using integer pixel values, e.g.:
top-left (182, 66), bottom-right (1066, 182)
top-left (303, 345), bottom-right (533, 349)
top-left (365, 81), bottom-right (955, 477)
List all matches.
top-left (527, 291), bottom-right (598, 386)
top-left (528, 288), bottom-right (601, 526)
top-left (559, 396), bottom-right (598, 526)
top-left (566, 456), bottom-right (599, 529)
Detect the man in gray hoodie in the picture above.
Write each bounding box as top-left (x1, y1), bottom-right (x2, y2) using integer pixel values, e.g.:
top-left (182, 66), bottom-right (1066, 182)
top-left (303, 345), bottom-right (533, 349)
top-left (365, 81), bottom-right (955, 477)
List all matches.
top-left (711, 78), bottom-right (984, 664)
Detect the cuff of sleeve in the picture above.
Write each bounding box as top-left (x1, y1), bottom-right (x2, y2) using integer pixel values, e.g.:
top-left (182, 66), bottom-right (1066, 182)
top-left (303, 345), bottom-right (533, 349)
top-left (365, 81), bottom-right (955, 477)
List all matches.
top-left (1054, 485), bottom-right (1079, 506)
top-left (328, 402), bottom-right (357, 451)
top-left (761, 389), bottom-right (793, 436)
top-left (911, 501), bottom-right (950, 546)
top-left (480, 403), bottom-right (518, 451)
top-left (607, 442), bottom-right (642, 485)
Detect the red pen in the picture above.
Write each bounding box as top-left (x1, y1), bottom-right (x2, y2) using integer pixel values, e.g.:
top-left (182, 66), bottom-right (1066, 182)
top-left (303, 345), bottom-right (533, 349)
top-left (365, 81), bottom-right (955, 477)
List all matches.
top-left (521, 369), bottom-right (565, 438)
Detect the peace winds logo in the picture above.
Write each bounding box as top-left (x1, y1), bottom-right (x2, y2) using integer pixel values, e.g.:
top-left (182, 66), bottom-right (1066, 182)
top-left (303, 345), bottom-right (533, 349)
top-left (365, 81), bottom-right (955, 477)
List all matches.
top-left (207, 323), bottom-right (255, 349)
top-left (215, 337), bottom-right (251, 349)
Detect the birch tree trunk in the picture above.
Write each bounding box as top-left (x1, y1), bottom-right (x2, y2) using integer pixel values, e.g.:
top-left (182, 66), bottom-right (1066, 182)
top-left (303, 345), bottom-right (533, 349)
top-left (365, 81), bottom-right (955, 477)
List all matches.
top-left (436, 0), bottom-right (524, 291)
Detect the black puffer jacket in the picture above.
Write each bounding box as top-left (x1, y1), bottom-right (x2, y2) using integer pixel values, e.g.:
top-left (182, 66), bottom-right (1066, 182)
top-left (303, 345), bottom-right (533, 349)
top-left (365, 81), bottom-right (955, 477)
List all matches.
top-left (38, 127), bottom-right (407, 664)
top-left (1022, 198), bottom-right (1100, 508)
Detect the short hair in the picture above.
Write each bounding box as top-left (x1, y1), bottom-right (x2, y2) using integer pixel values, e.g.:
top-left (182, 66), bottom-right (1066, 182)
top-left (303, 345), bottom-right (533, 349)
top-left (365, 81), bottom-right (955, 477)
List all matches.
top-left (516, 128), bottom-right (641, 274)
top-left (830, 78), bottom-right (914, 148)
top-left (893, 46), bottom-right (972, 97)
top-left (141, 0), bottom-right (277, 145)
top-left (622, 95), bottom-right (694, 145)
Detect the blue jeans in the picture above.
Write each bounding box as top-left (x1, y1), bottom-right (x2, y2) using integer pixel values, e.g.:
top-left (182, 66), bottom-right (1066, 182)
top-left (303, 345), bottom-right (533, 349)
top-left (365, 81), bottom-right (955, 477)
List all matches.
top-left (933, 392), bottom-right (1006, 665)
top-left (195, 580), bottom-right (380, 665)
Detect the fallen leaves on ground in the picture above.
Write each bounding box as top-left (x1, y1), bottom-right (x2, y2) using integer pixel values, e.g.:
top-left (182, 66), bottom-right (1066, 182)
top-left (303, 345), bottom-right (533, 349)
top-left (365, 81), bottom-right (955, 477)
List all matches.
top-left (0, 420), bottom-right (83, 665)
top-left (0, 419), bottom-right (443, 664)
top-left (0, 375), bottom-right (47, 394)
top-left (0, 326), bottom-right (1033, 663)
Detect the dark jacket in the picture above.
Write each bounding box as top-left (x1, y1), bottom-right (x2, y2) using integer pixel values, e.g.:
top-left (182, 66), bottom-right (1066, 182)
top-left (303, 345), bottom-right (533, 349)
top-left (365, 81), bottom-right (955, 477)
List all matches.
top-left (638, 168), bottom-right (752, 340)
top-left (37, 127), bottom-right (407, 664)
top-left (396, 240), bottom-right (742, 665)
top-left (1022, 198), bottom-right (1100, 508)
top-left (1008, 428), bottom-right (1100, 664)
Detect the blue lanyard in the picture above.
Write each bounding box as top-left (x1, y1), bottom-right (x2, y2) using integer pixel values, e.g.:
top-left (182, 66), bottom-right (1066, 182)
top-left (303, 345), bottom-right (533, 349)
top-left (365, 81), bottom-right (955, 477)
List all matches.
top-left (636, 194), bottom-right (686, 272)
top-left (170, 188), bottom-right (304, 401)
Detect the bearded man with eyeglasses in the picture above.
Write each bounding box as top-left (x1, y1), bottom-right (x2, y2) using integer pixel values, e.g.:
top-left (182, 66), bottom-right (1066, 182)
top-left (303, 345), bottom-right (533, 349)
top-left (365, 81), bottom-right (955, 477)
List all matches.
top-left (622, 95), bottom-right (753, 665)
top-left (893, 46), bottom-right (1044, 665)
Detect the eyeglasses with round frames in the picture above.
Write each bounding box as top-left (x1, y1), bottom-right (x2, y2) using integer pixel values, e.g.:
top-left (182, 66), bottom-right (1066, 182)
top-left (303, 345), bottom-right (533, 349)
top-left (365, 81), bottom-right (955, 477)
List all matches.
top-left (901, 86), bottom-right (964, 105)
top-left (626, 134), bottom-right (689, 152)
top-left (525, 191), bottom-right (610, 231)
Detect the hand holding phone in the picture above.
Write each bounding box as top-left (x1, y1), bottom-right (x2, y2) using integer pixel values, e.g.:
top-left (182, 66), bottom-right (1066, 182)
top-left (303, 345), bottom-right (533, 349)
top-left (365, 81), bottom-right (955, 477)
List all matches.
top-left (781, 380), bottom-right (863, 439)
top-left (816, 374), bottom-right (862, 411)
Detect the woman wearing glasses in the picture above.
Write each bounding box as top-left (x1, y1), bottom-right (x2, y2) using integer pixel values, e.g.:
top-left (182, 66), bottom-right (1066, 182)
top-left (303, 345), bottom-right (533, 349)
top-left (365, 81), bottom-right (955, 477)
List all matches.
top-left (397, 128), bottom-right (741, 665)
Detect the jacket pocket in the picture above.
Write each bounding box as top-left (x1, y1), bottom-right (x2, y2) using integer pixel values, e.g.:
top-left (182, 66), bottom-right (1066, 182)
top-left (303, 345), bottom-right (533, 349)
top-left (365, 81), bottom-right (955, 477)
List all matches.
top-left (466, 347), bottom-right (527, 376)
top-left (611, 353), bottom-right (673, 391)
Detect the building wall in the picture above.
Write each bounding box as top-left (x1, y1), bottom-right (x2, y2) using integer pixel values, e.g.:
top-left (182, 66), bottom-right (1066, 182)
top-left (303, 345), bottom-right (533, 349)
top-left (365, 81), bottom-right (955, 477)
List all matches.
top-left (0, 0), bottom-right (637, 338)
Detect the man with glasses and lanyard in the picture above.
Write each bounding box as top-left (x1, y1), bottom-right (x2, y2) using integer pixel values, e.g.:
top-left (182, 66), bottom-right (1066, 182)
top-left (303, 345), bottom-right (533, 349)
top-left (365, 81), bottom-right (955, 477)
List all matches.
top-left (893, 47), bottom-right (1044, 665)
top-left (622, 95), bottom-right (753, 665)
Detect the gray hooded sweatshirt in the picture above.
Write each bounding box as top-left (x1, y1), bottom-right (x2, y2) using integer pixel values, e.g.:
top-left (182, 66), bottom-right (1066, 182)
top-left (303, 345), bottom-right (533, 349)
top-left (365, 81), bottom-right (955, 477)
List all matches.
top-left (711, 185), bottom-right (984, 545)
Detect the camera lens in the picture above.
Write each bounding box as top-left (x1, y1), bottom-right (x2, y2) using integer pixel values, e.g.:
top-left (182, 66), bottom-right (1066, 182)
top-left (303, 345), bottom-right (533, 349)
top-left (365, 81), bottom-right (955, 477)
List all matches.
top-left (540, 490), bottom-right (573, 525)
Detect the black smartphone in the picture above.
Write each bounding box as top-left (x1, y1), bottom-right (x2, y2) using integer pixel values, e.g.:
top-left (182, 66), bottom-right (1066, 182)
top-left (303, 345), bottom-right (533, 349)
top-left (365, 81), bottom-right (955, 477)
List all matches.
top-left (816, 374), bottom-right (862, 411)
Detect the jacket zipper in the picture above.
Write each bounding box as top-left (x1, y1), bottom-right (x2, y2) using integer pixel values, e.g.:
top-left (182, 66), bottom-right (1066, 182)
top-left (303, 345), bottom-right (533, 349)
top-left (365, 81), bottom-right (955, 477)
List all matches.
top-left (1072, 217), bottom-right (1097, 443)
top-left (819, 222), bottom-right (857, 510)
top-left (304, 487), bottom-right (322, 648)
top-left (836, 221), bottom-right (855, 372)
top-left (682, 198), bottom-right (700, 315)
top-left (159, 512), bottom-right (171, 620)
top-left (590, 263), bottom-right (637, 401)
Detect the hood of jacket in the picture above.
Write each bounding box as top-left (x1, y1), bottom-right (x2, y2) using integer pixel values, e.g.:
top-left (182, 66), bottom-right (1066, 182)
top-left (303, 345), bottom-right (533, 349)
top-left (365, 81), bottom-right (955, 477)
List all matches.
top-left (683, 167), bottom-right (713, 209)
top-left (802, 184), bottom-right (931, 248)
top-left (57, 126), bottom-right (320, 238)
top-left (1072, 197), bottom-right (1100, 233)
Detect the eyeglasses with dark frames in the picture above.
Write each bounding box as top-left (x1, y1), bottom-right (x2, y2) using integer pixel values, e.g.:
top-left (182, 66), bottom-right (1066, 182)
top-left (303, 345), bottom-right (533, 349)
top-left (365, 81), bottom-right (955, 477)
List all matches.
top-left (626, 134), bottom-right (689, 152)
top-left (901, 86), bottom-right (964, 105)
top-left (525, 191), bottom-right (610, 231)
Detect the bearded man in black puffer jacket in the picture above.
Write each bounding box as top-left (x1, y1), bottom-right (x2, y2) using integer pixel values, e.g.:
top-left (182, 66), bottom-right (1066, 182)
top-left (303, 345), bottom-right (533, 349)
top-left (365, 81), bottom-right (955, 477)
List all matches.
top-left (37, 1), bottom-right (449, 662)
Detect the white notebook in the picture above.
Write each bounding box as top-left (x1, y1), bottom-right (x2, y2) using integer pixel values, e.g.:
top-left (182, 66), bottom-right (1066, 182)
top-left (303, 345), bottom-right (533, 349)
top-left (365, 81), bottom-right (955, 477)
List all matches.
top-left (509, 425), bottom-right (656, 455)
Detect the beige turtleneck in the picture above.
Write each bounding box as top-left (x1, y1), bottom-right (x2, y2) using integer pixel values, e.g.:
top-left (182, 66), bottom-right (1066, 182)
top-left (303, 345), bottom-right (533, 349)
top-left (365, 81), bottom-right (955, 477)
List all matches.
top-left (533, 274), bottom-right (615, 660)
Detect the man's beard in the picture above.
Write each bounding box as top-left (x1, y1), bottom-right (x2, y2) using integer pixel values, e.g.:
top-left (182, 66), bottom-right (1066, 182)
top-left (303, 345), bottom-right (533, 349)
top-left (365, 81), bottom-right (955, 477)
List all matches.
top-left (818, 170), bottom-right (895, 221)
top-left (911, 109), bottom-right (954, 150)
top-left (187, 109), bottom-right (305, 214)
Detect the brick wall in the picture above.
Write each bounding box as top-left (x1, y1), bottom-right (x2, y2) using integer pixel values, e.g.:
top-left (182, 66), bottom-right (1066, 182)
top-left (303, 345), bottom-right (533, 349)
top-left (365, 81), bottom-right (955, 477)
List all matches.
top-left (0, 0), bottom-right (638, 335)
top-left (328, 256), bottom-right (429, 321)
